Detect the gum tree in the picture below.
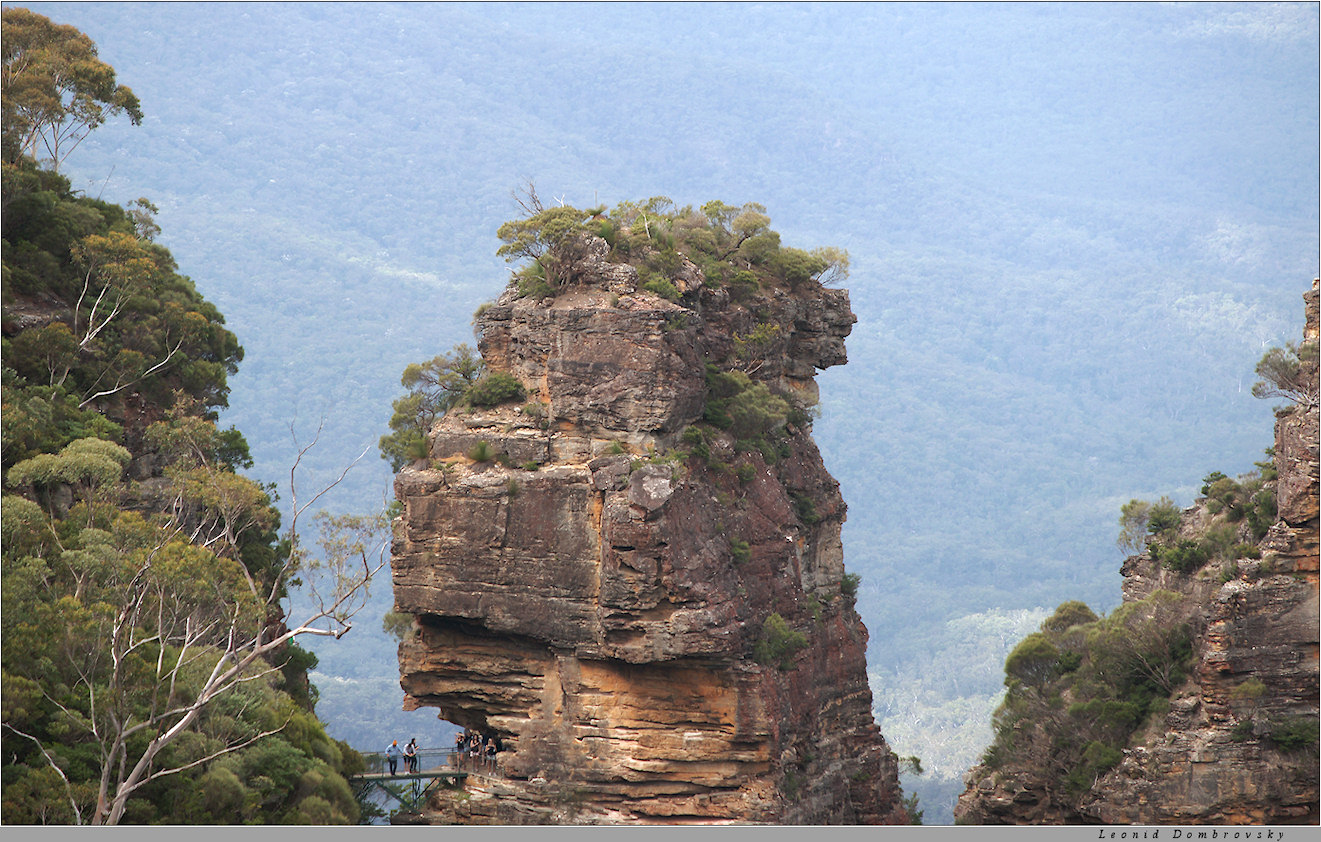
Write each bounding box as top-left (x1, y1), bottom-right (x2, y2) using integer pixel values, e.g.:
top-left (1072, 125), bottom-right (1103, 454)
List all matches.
top-left (1, 7), bottom-right (143, 170)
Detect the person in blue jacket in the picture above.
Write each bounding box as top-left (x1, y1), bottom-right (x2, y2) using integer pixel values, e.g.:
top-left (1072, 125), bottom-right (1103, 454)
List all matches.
top-left (386, 740), bottom-right (402, 775)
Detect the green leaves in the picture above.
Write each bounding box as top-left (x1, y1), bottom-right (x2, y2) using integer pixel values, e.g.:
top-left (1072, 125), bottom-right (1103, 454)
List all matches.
top-left (982, 588), bottom-right (1200, 807)
top-left (1251, 340), bottom-right (1319, 408)
top-left (7, 436), bottom-right (130, 503)
top-left (496, 202), bottom-right (596, 290)
top-left (703, 367), bottom-right (792, 444)
top-left (462, 370), bottom-right (525, 408)
top-left (495, 191), bottom-right (849, 302)
top-left (1003, 632), bottom-right (1061, 687)
top-left (2, 7), bottom-right (143, 171)
top-left (753, 612), bottom-right (809, 670)
top-left (378, 344), bottom-right (484, 470)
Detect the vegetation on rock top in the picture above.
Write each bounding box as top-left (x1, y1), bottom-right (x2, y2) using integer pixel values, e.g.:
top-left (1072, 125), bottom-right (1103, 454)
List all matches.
top-left (496, 185), bottom-right (849, 302)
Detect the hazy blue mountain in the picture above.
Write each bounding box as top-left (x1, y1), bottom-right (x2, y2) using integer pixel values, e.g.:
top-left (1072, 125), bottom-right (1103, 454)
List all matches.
top-left (23, 1), bottom-right (1318, 823)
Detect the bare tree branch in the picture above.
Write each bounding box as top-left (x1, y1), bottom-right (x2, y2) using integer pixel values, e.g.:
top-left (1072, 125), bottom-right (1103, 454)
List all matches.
top-left (2, 723), bottom-right (85, 825)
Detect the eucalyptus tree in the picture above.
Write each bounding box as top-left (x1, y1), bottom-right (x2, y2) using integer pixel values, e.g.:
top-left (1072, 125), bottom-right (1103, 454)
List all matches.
top-left (3, 425), bottom-right (387, 825)
top-left (1, 7), bottom-right (142, 170)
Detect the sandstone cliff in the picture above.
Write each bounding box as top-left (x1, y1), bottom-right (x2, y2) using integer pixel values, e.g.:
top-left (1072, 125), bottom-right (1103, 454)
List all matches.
top-left (389, 226), bottom-right (908, 824)
top-left (955, 280), bottom-right (1319, 825)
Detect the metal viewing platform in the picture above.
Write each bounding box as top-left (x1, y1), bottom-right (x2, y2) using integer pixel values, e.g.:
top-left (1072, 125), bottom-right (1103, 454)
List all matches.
top-left (350, 749), bottom-right (471, 814)
top-left (350, 748), bottom-right (502, 815)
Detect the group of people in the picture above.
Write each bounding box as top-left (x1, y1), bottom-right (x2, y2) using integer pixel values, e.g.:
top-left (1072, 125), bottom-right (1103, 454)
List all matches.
top-left (454, 730), bottom-right (500, 772)
top-left (382, 731), bottom-right (502, 776)
top-left (383, 738), bottom-right (420, 775)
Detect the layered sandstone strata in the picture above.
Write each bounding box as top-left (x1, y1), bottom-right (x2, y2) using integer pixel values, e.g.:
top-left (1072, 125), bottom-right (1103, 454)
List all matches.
top-left (390, 245), bottom-right (908, 824)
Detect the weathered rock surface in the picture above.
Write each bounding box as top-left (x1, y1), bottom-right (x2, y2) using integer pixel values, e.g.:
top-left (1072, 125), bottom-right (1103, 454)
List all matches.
top-left (390, 252), bottom-right (907, 824)
top-left (955, 280), bottom-right (1320, 825)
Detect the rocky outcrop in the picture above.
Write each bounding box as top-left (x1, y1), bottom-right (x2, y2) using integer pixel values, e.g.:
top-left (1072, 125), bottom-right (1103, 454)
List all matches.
top-left (955, 280), bottom-right (1319, 825)
top-left (389, 238), bottom-right (908, 824)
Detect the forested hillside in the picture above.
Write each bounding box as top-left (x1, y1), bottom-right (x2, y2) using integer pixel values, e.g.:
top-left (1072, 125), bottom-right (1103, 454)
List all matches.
top-left (1, 9), bottom-right (379, 824)
top-left (15, 2), bottom-right (1318, 823)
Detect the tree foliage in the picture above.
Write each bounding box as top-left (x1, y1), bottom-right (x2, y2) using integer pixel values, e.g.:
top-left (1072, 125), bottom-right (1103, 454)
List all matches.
top-left (493, 186), bottom-right (849, 301)
top-left (1, 13), bottom-right (371, 825)
top-left (981, 589), bottom-right (1200, 804)
top-left (1251, 340), bottom-right (1319, 409)
top-left (1, 7), bottom-right (143, 170)
top-left (752, 612), bottom-right (809, 670)
top-left (1122, 458), bottom-right (1277, 577)
top-left (377, 344), bottom-right (483, 471)
top-left (2, 159), bottom-right (243, 471)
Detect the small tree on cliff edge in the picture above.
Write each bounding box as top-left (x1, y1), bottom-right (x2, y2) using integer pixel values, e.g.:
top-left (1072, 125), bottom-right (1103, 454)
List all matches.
top-left (378, 344), bottom-right (484, 471)
top-left (1251, 340), bottom-right (1319, 409)
top-left (495, 182), bottom-right (596, 289)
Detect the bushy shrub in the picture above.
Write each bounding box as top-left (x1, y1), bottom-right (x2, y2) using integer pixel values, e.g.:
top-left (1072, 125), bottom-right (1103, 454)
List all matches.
top-left (515, 261), bottom-right (557, 299)
top-left (1003, 633), bottom-right (1061, 687)
top-left (1152, 538), bottom-right (1209, 573)
top-left (1268, 717), bottom-right (1319, 752)
top-left (1065, 741), bottom-right (1124, 795)
top-left (753, 613), bottom-right (808, 670)
top-left (1146, 497), bottom-right (1182, 538)
top-left (792, 492), bottom-right (821, 525)
top-left (703, 366), bottom-right (791, 445)
top-left (680, 426), bottom-right (710, 462)
top-left (1199, 469), bottom-right (1275, 540)
top-left (1230, 721), bottom-right (1256, 742)
top-left (1041, 600), bottom-right (1099, 633)
top-left (467, 441), bottom-right (492, 462)
top-left (728, 270), bottom-right (761, 301)
top-left (730, 538), bottom-right (750, 565)
top-left (841, 572), bottom-right (861, 599)
top-left (1056, 650), bottom-right (1082, 673)
top-left (1245, 488), bottom-right (1276, 540)
top-left (464, 372), bottom-right (525, 407)
top-left (981, 590), bottom-right (1199, 810)
top-left (642, 277), bottom-right (680, 301)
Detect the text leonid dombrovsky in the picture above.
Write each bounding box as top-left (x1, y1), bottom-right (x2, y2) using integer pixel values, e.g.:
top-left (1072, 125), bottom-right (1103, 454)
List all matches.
top-left (1098, 831), bottom-right (1290, 840)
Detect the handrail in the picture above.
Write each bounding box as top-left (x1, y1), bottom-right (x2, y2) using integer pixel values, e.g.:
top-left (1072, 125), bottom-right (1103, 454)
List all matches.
top-left (358, 747), bottom-right (501, 777)
top-left (359, 747), bottom-right (452, 774)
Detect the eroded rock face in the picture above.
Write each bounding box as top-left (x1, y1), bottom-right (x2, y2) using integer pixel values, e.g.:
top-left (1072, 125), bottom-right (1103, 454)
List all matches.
top-left (390, 260), bottom-right (906, 824)
top-left (955, 281), bottom-right (1320, 826)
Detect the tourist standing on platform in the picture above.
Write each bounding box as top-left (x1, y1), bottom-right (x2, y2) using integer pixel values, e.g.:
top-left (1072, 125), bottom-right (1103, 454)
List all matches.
top-left (404, 738), bottom-right (418, 773)
top-left (386, 740), bottom-right (402, 775)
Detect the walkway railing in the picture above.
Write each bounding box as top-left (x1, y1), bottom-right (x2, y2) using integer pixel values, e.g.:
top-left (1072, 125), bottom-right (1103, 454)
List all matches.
top-left (359, 747), bottom-right (454, 775)
top-left (350, 749), bottom-right (474, 816)
top-left (357, 747), bottom-right (502, 777)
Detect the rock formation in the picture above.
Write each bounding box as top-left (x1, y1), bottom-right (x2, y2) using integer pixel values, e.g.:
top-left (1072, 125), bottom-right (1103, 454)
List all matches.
top-left (389, 230), bottom-right (909, 824)
top-left (955, 280), bottom-right (1319, 825)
